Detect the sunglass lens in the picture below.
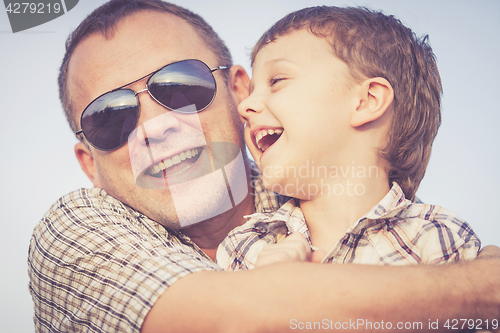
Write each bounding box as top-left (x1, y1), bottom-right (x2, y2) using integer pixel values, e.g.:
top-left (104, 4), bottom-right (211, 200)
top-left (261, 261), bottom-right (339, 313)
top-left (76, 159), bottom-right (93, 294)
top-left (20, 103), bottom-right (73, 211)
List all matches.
top-left (81, 89), bottom-right (139, 150)
top-left (148, 59), bottom-right (216, 113)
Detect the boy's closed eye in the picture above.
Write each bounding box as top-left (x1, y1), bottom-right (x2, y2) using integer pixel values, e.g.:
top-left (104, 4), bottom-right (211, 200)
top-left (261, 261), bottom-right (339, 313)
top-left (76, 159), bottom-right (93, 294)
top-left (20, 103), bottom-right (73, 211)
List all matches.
top-left (268, 75), bottom-right (287, 86)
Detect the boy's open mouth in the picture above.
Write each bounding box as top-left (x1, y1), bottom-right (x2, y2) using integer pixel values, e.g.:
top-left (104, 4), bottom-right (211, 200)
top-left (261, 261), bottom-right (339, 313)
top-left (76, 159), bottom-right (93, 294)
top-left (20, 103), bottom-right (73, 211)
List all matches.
top-left (145, 147), bottom-right (204, 178)
top-left (254, 128), bottom-right (283, 152)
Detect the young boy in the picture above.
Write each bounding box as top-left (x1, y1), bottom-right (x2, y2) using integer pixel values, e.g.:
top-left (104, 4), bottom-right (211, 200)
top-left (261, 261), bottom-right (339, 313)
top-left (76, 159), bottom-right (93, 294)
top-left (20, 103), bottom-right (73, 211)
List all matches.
top-left (216, 6), bottom-right (480, 270)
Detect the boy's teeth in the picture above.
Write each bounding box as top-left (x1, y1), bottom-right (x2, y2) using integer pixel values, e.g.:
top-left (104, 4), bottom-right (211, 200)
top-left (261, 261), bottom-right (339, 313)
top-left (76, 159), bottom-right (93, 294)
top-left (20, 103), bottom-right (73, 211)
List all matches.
top-left (255, 128), bottom-right (284, 151)
top-left (150, 148), bottom-right (200, 175)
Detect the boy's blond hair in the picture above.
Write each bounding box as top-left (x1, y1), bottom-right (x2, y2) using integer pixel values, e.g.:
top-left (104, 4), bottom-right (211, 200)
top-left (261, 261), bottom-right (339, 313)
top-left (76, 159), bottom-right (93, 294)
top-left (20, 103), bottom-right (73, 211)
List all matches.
top-left (251, 6), bottom-right (442, 200)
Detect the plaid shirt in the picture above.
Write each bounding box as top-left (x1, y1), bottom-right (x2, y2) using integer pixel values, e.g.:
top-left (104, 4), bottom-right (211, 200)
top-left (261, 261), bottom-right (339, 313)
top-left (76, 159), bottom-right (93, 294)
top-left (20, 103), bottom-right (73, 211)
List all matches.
top-left (217, 183), bottom-right (480, 270)
top-left (28, 166), bottom-right (281, 332)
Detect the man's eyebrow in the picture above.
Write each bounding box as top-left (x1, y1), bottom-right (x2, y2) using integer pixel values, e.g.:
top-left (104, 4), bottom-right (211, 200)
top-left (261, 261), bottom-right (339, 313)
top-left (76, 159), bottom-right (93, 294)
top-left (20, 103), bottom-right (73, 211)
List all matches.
top-left (116, 58), bottom-right (184, 91)
top-left (116, 64), bottom-right (163, 91)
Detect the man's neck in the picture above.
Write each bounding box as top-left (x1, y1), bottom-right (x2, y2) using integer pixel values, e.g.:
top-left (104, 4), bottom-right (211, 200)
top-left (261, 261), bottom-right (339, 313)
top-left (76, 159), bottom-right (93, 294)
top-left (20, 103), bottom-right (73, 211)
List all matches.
top-left (181, 193), bottom-right (255, 261)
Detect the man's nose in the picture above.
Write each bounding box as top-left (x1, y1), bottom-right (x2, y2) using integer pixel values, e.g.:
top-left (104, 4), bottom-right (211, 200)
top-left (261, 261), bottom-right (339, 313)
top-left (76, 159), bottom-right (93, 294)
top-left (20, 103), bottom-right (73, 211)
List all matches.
top-left (238, 92), bottom-right (265, 124)
top-left (134, 89), bottom-right (182, 144)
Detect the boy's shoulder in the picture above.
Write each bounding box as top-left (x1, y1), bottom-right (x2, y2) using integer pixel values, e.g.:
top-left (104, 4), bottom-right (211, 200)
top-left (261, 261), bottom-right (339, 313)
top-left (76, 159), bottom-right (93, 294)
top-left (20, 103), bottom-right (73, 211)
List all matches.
top-left (392, 200), bottom-right (474, 238)
top-left (397, 199), bottom-right (462, 222)
top-left (371, 182), bottom-right (476, 238)
top-left (370, 199), bottom-right (481, 264)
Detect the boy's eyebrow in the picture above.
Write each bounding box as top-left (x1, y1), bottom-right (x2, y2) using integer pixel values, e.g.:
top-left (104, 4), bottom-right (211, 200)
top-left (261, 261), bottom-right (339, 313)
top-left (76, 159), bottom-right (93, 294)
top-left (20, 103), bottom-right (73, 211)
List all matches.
top-left (248, 58), bottom-right (298, 93)
top-left (265, 58), bottom-right (298, 67)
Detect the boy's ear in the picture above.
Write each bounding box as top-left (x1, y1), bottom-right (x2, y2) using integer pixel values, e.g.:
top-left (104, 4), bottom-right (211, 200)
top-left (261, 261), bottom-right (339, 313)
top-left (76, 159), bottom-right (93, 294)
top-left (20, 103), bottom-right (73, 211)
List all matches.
top-left (350, 77), bottom-right (394, 128)
top-left (74, 142), bottom-right (101, 187)
top-left (227, 65), bottom-right (250, 104)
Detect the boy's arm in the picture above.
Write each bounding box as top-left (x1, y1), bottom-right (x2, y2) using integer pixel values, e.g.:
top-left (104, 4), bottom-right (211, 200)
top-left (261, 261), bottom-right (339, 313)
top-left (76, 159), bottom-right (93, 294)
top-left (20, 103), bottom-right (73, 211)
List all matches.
top-left (141, 245), bottom-right (500, 333)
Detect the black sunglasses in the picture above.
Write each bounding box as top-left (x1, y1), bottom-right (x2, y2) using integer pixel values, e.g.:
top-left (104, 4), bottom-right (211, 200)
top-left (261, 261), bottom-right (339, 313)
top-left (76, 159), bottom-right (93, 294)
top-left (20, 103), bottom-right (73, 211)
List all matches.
top-left (75, 59), bottom-right (229, 151)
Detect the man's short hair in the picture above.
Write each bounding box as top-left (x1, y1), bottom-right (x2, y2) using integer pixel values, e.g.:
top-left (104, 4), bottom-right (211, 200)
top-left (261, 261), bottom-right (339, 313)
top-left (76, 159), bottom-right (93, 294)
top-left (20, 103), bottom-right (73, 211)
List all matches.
top-left (59, 0), bottom-right (232, 134)
top-left (251, 6), bottom-right (442, 200)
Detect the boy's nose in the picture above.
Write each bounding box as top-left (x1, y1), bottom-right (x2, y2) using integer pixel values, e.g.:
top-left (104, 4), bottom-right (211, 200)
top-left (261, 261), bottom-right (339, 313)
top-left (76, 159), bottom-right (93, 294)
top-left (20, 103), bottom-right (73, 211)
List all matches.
top-left (238, 92), bottom-right (265, 123)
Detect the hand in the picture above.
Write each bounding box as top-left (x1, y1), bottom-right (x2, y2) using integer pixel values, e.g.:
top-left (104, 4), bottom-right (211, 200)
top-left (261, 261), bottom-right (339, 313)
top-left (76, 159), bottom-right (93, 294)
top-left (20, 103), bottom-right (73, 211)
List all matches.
top-left (255, 233), bottom-right (326, 268)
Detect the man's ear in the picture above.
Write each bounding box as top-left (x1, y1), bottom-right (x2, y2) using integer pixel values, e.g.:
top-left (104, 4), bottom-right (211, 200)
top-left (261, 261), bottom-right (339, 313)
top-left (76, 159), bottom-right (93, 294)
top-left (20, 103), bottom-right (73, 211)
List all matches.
top-left (350, 77), bottom-right (394, 128)
top-left (74, 142), bottom-right (101, 187)
top-left (227, 65), bottom-right (250, 104)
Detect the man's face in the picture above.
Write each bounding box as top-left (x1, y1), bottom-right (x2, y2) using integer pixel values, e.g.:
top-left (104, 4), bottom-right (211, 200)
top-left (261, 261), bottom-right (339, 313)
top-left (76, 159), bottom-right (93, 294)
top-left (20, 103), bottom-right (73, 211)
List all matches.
top-left (67, 11), bottom-right (246, 227)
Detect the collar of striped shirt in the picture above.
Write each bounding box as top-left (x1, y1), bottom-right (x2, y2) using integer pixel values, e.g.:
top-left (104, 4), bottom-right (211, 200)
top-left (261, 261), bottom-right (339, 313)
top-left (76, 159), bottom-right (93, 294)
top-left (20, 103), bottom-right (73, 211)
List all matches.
top-left (245, 182), bottom-right (410, 239)
top-left (217, 181), bottom-right (479, 270)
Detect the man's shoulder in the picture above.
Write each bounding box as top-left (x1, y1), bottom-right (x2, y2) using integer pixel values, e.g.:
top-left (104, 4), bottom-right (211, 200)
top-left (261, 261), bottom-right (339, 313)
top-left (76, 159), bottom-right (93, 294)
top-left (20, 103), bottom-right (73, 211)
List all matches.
top-left (33, 188), bottom-right (146, 245)
top-left (45, 187), bottom-right (127, 215)
top-left (41, 187), bottom-right (137, 225)
top-left (29, 188), bottom-right (219, 333)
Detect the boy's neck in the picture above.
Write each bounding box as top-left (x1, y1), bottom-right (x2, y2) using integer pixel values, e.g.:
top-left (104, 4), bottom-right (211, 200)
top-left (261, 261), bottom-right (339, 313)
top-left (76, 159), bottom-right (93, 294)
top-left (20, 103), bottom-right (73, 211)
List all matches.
top-left (299, 168), bottom-right (390, 253)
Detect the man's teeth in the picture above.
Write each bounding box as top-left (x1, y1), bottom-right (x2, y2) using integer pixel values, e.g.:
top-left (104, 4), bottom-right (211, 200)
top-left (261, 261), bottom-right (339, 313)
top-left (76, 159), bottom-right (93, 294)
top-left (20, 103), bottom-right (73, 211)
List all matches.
top-left (255, 128), bottom-right (283, 150)
top-left (150, 148), bottom-right (200, 175)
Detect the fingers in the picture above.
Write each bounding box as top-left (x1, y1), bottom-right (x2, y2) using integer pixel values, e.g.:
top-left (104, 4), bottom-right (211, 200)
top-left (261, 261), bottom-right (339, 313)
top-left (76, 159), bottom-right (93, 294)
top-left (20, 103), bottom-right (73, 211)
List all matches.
top-left (255, 233), bottom-right (312, 268)
top-left (309, 248), bottom-right (327, 263)
top-left (281, 232), bottom-right (312, 259)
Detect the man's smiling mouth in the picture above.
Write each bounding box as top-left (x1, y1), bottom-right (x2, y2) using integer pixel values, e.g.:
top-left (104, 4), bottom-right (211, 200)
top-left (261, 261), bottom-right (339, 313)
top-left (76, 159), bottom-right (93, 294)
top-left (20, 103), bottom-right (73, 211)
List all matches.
top-left (255, 128), bottom-right (283, 151)
top-left (146, 147), bottom-right (203, 178)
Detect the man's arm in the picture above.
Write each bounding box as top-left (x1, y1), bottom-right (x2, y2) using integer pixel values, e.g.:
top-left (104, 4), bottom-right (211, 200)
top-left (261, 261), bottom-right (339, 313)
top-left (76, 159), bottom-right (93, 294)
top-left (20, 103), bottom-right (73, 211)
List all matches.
top-left (141, 246), bottom-right (500, 333)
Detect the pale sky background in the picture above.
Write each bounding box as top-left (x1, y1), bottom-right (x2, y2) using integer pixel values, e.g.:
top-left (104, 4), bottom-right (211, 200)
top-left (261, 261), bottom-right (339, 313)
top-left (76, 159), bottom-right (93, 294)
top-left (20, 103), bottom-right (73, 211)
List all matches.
top-left (1, 0), bottom-right (499, 331)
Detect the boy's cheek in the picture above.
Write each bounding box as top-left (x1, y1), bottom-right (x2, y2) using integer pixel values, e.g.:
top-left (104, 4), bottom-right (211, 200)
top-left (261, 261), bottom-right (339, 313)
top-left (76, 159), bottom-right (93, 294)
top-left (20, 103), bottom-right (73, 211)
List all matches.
top-left (244, 125), bottom-right (262, 166)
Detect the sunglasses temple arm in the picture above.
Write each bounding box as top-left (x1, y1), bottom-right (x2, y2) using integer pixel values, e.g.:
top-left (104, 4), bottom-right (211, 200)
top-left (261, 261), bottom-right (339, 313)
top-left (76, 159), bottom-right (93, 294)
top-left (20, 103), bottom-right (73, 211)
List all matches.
top-left (211, 65), bottom-right (230, 73)
top-left (75, 130), bottom-right (85, 142)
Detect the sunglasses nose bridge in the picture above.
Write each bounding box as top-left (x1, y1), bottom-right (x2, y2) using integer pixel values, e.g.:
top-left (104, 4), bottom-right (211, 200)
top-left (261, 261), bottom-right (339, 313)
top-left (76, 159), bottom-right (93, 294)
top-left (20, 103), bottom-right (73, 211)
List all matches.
top-left (135, 88), bottom-right (149, 96)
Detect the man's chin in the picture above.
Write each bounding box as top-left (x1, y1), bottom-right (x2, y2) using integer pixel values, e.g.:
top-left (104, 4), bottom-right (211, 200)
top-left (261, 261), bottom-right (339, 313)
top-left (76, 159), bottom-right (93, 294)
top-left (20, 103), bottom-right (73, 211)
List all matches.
top-left (169, 172), bottom-right (235, 228)
top-left (135, 142), bottom-right (250, 228)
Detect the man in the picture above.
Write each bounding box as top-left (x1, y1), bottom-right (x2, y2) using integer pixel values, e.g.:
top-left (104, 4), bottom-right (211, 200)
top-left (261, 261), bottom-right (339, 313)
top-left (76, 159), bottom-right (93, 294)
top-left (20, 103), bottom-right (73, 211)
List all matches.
top-left (28, 0), bottom-right (500, 332)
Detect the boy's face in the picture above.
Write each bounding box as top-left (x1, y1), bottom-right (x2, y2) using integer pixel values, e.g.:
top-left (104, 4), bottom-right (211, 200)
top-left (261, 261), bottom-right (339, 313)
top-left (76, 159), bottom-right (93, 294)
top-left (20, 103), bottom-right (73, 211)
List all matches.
top-left (238, 29), bottom-right (363, 198)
